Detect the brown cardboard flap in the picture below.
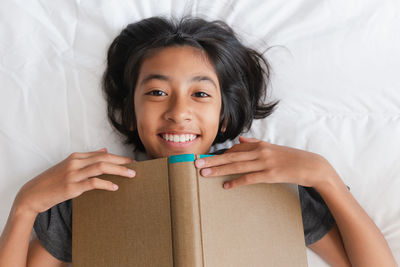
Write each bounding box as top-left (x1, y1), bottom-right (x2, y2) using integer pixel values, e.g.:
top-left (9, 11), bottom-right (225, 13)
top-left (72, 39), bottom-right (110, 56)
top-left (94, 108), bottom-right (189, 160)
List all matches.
top-left (197, 171), bottom-right (308, 267)
top-left (72, 158), bottom-right (173, 266)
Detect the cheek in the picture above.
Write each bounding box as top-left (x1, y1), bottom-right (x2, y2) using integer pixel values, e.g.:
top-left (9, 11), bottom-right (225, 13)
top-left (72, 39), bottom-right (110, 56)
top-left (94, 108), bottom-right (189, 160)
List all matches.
top-left (135, 104), bottom-right (156, 134)
top-left (134, 97), bottom-right (153, 136)
top-left (201, 103), bottom-right (221, 136)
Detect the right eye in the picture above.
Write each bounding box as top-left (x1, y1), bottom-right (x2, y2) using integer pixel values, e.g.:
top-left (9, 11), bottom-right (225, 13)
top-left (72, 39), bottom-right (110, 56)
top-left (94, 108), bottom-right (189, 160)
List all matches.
top-left (146, 90), bottom-right (167, 96)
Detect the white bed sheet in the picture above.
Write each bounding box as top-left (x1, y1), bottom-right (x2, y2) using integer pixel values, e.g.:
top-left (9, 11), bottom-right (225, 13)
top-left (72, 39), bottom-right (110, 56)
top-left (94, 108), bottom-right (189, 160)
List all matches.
top-left (1, 0), bottom-right (399, 266)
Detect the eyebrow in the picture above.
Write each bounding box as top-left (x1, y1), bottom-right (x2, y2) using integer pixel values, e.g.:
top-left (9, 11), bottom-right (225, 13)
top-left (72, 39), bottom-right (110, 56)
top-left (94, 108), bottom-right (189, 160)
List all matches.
top-left (139, 74), bottom-right (217, 89)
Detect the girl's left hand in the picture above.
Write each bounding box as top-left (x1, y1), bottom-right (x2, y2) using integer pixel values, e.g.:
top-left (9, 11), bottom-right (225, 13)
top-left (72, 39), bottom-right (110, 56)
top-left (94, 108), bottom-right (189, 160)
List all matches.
top-left (195, 136), bottom-right (337, 190)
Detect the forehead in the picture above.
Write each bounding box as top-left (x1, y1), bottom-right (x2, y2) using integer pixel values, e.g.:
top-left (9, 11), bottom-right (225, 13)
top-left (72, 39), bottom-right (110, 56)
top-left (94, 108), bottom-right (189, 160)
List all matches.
top-left (137, 46), bottom-right (219, 84)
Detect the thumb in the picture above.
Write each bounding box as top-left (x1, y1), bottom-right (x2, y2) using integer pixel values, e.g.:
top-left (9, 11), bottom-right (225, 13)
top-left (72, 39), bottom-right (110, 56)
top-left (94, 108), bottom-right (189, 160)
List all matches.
top-left (238, 136), bottom-right (259, 143)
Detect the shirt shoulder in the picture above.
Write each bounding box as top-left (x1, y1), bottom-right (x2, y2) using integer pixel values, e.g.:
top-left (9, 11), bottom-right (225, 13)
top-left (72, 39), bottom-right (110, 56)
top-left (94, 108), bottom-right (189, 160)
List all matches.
top-left (33, 199), bottom-right (72, 262)
top-left (299, 185), bottom-right (337, 246)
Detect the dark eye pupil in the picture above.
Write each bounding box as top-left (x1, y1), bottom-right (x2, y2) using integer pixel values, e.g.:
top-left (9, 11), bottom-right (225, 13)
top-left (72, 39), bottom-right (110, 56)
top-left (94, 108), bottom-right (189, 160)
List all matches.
top-left (196, 92), bottom-right (207, 97)
top-left (150, 90), bottom-right (164, 96)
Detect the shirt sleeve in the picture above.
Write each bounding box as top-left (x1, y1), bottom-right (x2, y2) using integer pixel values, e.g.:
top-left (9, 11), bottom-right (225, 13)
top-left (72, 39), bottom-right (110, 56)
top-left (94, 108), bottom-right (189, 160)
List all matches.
top-left (299, 185), bottom-right (338, 246)
top-left (33, 199), bottom-right (72, 263)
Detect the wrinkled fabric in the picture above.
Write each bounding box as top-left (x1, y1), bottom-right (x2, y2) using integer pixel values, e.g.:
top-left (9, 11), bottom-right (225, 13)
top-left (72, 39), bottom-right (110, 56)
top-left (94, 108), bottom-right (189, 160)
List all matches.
top-left (2, 1), bottom-right (400, 266)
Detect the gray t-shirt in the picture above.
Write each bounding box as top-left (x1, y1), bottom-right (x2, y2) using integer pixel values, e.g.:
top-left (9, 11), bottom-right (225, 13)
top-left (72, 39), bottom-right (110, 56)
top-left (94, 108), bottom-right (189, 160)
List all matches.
top-left (33, 149), bottom-right (340, 263)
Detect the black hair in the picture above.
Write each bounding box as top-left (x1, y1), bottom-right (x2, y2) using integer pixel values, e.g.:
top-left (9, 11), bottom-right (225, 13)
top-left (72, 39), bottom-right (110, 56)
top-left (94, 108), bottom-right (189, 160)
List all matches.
top-left (102, 16), bottom-right (279, 153)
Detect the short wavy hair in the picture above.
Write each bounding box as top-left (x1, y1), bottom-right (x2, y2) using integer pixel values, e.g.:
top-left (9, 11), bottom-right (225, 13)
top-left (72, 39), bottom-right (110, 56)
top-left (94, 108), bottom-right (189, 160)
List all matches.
top-left (102, 16), bottom-right (279, 153)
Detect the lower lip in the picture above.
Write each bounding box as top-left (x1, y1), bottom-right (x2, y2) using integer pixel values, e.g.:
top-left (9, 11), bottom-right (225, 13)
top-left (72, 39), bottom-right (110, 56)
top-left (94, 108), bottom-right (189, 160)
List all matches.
top-left (158, 134), bottom-right (199, 148)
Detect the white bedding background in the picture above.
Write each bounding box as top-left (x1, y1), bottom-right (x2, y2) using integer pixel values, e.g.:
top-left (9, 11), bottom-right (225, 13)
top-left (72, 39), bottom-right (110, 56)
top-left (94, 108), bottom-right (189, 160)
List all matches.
top-left (1, 0), bottom-right (399, 265)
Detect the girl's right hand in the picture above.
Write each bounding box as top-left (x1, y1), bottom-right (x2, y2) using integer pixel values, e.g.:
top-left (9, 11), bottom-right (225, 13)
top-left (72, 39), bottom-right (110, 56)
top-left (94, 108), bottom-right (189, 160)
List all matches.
top-left (13, 148), bottom-right (136, 215)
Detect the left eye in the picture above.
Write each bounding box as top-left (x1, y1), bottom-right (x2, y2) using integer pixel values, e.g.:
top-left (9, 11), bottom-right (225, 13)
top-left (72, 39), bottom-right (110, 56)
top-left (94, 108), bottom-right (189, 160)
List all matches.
top-left (147, 90), bottom-right (167, 96)
top-left (193, 92), bottom-right (210, 97)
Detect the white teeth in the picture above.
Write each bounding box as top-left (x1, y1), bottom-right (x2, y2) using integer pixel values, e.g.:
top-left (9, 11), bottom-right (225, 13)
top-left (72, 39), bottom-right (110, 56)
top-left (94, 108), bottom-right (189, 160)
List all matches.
top-left (162, 133), bottom-right (197, 143)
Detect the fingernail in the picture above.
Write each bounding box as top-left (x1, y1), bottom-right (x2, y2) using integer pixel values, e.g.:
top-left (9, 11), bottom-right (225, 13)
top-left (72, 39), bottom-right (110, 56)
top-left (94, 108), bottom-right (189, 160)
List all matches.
top-left (127, 169), bottom-right (136, 177)
top-left (196, 159), bottom-right (205, 168)
top-left (202, 168), bottom-right (211, 176)
top-left (113, 184), bottom-right (119, 190)
top-left (223, 183), bottom-right (230, 189)
top-left (97, 148), bottom-right (107, 152)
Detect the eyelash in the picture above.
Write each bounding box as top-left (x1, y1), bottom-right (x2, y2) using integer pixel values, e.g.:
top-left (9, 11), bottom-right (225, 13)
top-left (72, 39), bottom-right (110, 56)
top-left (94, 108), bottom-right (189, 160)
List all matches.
top-left (146, 90), bottom-right (210, 98)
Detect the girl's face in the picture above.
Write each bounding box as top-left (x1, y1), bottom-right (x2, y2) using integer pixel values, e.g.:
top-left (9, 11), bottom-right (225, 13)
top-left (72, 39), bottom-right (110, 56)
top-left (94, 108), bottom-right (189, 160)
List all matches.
top-left (134, 46), bottom-right (222, 159)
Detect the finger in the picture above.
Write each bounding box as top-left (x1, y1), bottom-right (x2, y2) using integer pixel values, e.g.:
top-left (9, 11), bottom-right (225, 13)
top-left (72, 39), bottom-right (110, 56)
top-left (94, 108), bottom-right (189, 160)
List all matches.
top-left (78, 177), bottom-right (120, 192)
top-left (225, 141), bottom-right (260, 153)
top-left (68, 148), bottom-right (108, 159)
top-left (74, 161), bottom-right (136, 182)
top-left (200, 159), bottom-right (265, 177)
top-left (239, 136), bottom-right (260, 143)
top-left (195, 151), bottom-right (258, 169)
top-left (80, 152), bottom-right (134, 167)
top-left (223, 171), bottom-right (265, 190)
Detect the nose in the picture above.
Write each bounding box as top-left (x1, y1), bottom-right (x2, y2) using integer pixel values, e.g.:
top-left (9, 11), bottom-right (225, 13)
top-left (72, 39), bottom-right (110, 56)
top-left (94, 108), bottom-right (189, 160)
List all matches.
top-left (163, 94), bottom-right (192, 123)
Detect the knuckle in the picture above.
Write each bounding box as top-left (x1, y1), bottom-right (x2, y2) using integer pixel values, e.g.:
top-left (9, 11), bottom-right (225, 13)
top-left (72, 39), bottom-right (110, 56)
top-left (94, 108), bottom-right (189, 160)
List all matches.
top-left (69, 152), bottom-right (79, 159)
top-left (66, 159), bottom-right (79, 170)
top-left (102, 153), bottom-right (113, 161)
top-left (96, 162), bottom-right (107, 172)
top-left (89, 177), bottom-right (99, 187)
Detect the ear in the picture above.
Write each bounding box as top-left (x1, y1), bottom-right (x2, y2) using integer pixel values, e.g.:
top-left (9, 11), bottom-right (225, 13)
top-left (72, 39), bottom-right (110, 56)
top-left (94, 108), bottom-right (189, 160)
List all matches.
top-left (220, 117), bottom-right (228, 133)
top-left (129, 123), bottom-right (136, 131)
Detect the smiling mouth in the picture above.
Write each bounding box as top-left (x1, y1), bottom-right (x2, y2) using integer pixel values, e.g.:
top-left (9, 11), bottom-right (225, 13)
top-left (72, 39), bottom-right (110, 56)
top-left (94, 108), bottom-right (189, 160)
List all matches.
top-left (158, 133), bottom-right (199, 143)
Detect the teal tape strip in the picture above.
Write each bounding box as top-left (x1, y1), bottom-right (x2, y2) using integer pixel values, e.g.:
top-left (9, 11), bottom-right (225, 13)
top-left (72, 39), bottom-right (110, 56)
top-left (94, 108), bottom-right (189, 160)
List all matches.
top-left (168, 153), bottom-right (215, 164)
top-left (199, 154), bottom-right (214, 159)
top-left (169, 154), bottom-right (195, 163)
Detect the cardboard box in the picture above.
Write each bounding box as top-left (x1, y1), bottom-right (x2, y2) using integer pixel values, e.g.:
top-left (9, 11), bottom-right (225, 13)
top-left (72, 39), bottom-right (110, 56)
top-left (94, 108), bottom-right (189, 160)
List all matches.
top-left (72, 154), bottom-right (308, 266)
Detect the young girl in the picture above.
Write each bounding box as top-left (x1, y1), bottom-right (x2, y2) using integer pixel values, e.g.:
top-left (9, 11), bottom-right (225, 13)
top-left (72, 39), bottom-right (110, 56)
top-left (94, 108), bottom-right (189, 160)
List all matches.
top-left (0, 16), bottom-right (396, 267)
